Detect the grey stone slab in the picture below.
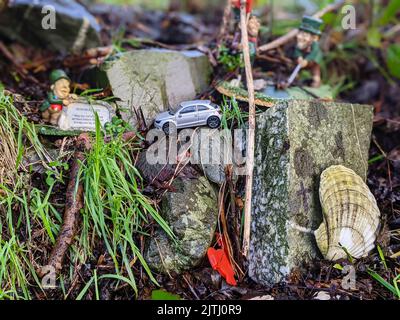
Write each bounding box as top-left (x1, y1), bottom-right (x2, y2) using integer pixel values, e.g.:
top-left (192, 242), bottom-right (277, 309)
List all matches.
top-left (249, 100), bottom-right (374, 286)
top-left (103, 49), bottom-right (212, 128)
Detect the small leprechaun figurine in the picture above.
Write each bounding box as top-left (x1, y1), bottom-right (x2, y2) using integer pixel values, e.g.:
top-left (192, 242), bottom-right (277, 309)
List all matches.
top-left (40, 69), bottom-right (78, 125)
top-left (231, 0), bottom-right (253, 22)
top-left (294, 16), bottom-right (323, 88)
top-left (247, 15), bottom-right (260, 65)
top-left (231, 0), bottom-right (255, 48)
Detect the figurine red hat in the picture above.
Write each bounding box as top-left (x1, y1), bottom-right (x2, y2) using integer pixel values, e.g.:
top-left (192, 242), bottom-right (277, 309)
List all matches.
top-left (232, 0), bottom-right (253, 14)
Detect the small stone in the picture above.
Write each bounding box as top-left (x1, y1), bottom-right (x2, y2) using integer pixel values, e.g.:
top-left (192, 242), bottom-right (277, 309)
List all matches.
top-left (102, 49), bottom-right (212, 127)
top-left (58, 99), bottom-right (115, 132)
top-left (249, 295), bottom-right (275, 300)
top-left (145, 176), bottom-right (218, 273)
top-left (313, 291), bottom-right (331, 300)
top-left (23, 148), bottom-right (59, 174)
top-left (135, 149), bottom-right (199, 188)
top-left (249, 100), bottom-right (374, 286)
top-left (0, 0), bottom-right (101, 53)
top-left (253, 79), bottom-right (268, 91)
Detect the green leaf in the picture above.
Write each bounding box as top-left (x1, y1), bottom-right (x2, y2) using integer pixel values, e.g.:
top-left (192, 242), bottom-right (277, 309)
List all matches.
top-left (48, 161), bottom-right (60, 167)
top-left (76, 277), bottom-right (95, 300)
top-left (386, 44), bottom-right (400, 79)
top-left (377, 0), bottom-right (400, 25)
top-left (45, 175), bottom-right (55, 187)
top-left (393, 275), bottom-right (400, 299)
top-left (367, 27), bottom-right (382, 48)
top-left (340, 246), bottom-right (354, 264)
top-left (151, 289), bottom-right (181, 300)
top-left (368, 154), bottom-right (385, 164)
top-left (15, 118), bottom-right (24, 169)
top-left (367, 268), bottom-right (399, 297)
top-left (377, 245), bottom-right (388, 270)
top-left (321, 12), bottom-right (336, 26)
top-left (333, 263), bottom-right (343, 271)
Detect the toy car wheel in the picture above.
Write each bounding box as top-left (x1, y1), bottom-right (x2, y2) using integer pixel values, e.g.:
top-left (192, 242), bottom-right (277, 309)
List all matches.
top-left (162, 122), bottom-right (176, 135)
top-left (207, 116), bottom-right (221, 129)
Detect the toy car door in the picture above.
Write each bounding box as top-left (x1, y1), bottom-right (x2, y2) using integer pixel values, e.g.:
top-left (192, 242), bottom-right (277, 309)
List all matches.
top-left (197, 104), bottom-right (210, 126)
top-left (177, 105), bottom-right (198, 127)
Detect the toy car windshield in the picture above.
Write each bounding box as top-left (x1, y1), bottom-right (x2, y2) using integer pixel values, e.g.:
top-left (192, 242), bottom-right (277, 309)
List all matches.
top-left (210, 102), bottom-right (220, 109)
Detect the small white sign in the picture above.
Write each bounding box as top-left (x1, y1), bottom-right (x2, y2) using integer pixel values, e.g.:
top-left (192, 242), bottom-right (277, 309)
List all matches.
top-left (58, 100), bottom-right (114, 131)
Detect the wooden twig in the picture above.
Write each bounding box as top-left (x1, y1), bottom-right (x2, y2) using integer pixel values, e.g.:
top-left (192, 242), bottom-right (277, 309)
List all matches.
top-left (217, 0), bottom-right (233, 46)
top-left (240, 0), bottom-right (256, 258)
top-left (258, 0), bottom-right (345, 52)
top-left (218, 181), bottom-right (242, 277)
top-left (226, 165), bottom-right (245, 278)
top-left (39, 152), bottom-right (85, 276)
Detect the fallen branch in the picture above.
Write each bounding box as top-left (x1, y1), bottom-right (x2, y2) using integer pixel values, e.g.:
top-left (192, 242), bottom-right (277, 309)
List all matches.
top-left (0, 41), bottom-right (41, 85)
top-left (39, 151), bottom-right (85, 276)
top-left (240, 0), bottom-right (256, 258)
top-left (258, 0), bottom-right (345, 52)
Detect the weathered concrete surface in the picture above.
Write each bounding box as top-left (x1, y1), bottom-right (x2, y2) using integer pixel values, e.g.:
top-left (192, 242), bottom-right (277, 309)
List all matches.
top-left (0, 0), bottom-right (101, 53)
top-left (145, 176), bottom-right (218, 273)
top-left (249, 100), bottom-right (374, 286)
top-left (102, 49), bottom-right (212, 127)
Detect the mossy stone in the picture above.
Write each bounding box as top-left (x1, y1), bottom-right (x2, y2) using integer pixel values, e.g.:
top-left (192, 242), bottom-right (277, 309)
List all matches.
top-left (249, 100), bottom-right (373, 286)
top-left (145, 176), bottom-right (218, 273)
top-left (0, 0), bottom-right (101, 53)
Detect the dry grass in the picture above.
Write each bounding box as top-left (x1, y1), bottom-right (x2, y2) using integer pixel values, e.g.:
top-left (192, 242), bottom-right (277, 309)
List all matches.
top-left (0, 92), bottom-right (19, 186)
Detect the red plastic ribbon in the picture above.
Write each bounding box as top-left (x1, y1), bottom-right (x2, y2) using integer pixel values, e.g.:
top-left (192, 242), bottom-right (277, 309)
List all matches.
top-left (207, 233), bottom-right (237, 286)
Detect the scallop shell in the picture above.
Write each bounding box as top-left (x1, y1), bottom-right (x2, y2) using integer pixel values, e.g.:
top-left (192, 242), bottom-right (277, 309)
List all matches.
top-left (315, 165), bottom-right (380, 261)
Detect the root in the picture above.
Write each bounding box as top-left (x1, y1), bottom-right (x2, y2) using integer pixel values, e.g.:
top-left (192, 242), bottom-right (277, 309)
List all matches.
top-left (38, 152), bottom-right (85, 277)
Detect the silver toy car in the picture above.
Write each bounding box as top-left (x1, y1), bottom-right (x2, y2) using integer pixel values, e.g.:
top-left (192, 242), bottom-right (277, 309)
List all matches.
top-left (154, 100), bottom-right (222, 134)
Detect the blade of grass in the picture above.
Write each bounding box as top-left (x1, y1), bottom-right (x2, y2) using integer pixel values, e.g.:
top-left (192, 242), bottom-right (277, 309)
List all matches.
top-left (367, 268), bottom-right (399, 298)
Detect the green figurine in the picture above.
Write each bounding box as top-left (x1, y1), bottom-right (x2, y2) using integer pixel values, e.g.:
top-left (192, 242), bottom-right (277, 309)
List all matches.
top-left (294, 16), bottom-right (323, 88)
top-left (40, 70), bottom-right (78, 125)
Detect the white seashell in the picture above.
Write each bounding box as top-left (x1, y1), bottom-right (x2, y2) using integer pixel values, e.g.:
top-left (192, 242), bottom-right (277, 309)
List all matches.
top-left (315, 165), bottom-right (380, 261)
